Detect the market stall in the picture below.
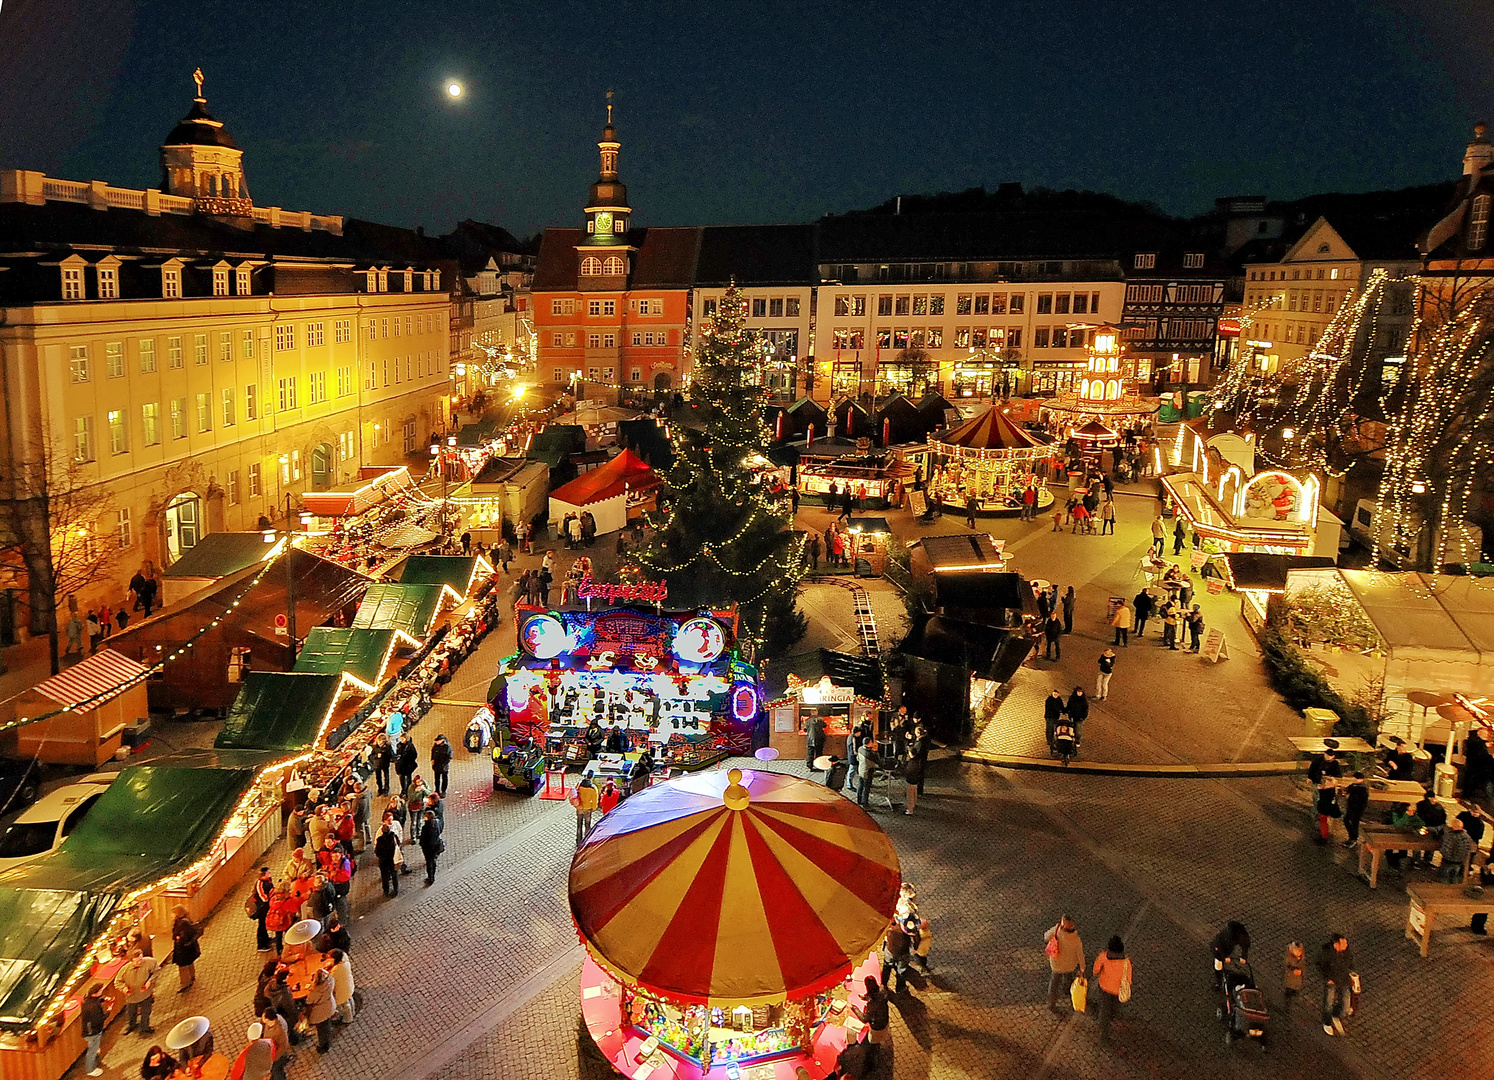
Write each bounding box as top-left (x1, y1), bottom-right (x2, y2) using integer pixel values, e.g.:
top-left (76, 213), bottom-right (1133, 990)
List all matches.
top-left (796, 442), bottom-right (903, 509)
top-left (2, 650), bottom-right (148, 767)
top-left (299, 466), bottom-right (414, 521)
top-left (500, 596), bottom-right (760, 769)
top-left (570, 768), bottom-right (900, 1079)
top-left (925, 407), bottom-right (1053, 516)
top-left (548, 448), bottom-right (661, 538)
top-left (1219, 553), bottom-right (1336, 634)
top-left (766, 651), bottom-right (883, 761)
top-left (453, 457), bottom-right (549, 546)
top-left (1280, 568), bottom-right (1494, 743)
top-left (845, 517), bottom-right (892, 577)
top-left (293, 628), bottom-right (404, 692)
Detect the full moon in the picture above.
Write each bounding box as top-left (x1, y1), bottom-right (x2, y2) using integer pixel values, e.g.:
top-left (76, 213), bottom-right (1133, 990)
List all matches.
top-left (446, 81), bottom-right (463, 99)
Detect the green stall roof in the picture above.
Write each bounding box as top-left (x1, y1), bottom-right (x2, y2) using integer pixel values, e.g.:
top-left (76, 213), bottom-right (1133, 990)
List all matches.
top-left (398, 555), bottom-right (478, 598)
top-left (453, 416), bottom-right (499, 448)
top-left (161, 532), bottom-right (275, 579)
top-left (215, 672), bottom-right (343, 751)
top-left (0, 888), bottom-right (120, 1031)
top-left (295, 627), bottom-right (397, 688)
top-left (351, 583), bottom-right (442, 638)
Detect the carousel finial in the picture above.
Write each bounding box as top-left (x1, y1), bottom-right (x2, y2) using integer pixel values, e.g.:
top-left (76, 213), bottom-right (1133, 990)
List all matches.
top-left (723, 768), bottom-right (750, 810)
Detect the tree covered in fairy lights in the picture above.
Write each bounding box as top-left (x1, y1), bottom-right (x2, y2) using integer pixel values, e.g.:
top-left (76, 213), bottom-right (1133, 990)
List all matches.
top-left (638, 284), bottom-right (806, 656)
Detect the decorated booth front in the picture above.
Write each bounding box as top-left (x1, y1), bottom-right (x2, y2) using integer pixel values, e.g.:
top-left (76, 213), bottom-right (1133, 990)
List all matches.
top-left (499, 584), bottom-right (761, 770)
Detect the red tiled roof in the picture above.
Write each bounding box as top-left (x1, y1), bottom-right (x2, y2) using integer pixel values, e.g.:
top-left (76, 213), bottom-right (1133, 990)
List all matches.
top-left (532, 227), bottom-right (702, 291)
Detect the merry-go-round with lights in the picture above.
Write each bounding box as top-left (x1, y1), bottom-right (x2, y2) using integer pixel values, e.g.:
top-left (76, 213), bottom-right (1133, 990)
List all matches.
top-left (571, 767), bottom-right (902, 1078)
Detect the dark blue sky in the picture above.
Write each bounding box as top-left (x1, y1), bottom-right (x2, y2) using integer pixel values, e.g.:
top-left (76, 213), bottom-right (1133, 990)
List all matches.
top-left (1, 0), bottom-right (1490, 239)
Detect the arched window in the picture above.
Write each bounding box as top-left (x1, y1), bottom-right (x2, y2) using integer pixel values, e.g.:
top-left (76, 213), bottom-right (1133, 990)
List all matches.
top-left (1470, 194), bottom-right (1491, 252)
top-left (603, 256), bottom-right (626, 275)
top-left (601, 150), bottom-right (617, 174)
top-left (1107, 379), bottom-right (1121, 399)
top-left (580, 257), bottom-right (602, 277)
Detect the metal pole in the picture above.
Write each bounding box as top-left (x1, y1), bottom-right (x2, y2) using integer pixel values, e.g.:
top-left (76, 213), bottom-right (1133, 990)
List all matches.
top-left (286, 491), bottom-right (297, 660)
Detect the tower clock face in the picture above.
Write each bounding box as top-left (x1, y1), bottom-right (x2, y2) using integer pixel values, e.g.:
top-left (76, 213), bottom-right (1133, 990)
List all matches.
top-left (594, 212), bottom-right (613, 237)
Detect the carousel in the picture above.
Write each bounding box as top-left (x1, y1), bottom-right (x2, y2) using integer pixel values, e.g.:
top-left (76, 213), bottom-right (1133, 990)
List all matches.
top-left (1041, 326), bottom-right (1159, 433)
top-left (571, 768), bottom-right (901, 1078)
top-left (925, 407), bottom-right (1053, 516)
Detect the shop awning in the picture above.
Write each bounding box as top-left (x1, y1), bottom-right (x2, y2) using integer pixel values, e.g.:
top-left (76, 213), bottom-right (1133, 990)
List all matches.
top-left (1224, 553), bottom-right (1335, 593)
top-left (847, 516), bottom-right (891, 535)
top-left (301, 468), bottom-right (413, 518)
top-left (33, 649), bottom-right (149, 710)
top-left (398, 554), bottom-right (481, 599)
top-left (294, 628), bottom-right (399, 689)
top-left (569, 770), bottom-right (900, 1006)
top-left (215, 672), bottom-right (344, 751)
top-left (351, 583), bottom-right (443, 637)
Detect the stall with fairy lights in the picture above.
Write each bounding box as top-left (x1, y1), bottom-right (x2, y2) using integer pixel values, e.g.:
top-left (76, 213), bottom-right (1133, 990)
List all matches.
top-left (499, 591), bottom-right (761, 770)
top-left (1162, 422), bottom-right (1342, 557)
top-left (925, 407), bottom-right (1053, 516)
top-left (766, 654), bottom-right (884, 762)
top-left (796, 440), bottom-right (902, 508)
top-left (571, 768), bottom-right (901, 1079)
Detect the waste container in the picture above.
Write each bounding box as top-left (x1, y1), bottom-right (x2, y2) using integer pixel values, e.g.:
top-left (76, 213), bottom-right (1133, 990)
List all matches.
top-left (1302, 707), bottom-right (1338, 739)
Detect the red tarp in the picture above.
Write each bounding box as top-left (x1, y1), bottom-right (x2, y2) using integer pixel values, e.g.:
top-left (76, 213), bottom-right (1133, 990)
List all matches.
top-left (549, 448), bottom-right (659, 507)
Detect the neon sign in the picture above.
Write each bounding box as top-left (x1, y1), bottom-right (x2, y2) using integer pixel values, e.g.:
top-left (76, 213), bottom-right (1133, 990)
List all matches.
top-left (674, 617), bottom-right (726, 663)
top-left (732, 685), bottom-right (758, 721)
top-left (577, 573), bottom-right (668, 604)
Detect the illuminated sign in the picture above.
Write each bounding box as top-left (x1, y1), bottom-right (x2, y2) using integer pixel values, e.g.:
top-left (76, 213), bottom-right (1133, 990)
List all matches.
top-left (731, 685), bottom-right (758, 721)
top-left (576, 573), bottom-right (668, 604)
top-left (520, 613), bottom-right (569, 659)
top-left (674, 617), bottom-right (726, 664)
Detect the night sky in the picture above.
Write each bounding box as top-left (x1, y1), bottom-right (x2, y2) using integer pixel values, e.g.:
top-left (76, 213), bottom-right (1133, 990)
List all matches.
top-left (1, 0), bottom-right (1491, 240)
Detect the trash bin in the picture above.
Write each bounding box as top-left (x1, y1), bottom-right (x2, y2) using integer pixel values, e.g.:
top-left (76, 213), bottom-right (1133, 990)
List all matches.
top-left (1435, 762), bottom-right (1458, 799)
top-left (1302, 707), bottom-right (1338, 739)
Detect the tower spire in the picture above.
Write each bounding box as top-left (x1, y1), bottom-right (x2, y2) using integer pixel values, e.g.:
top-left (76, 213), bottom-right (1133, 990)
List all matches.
top-left (192, 67), bottom-right (205, 100)
top-left (606, 89), bottom-right (613, 127)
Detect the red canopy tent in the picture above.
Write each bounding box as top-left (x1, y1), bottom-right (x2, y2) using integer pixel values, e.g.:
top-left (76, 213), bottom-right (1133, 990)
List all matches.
top-left (548, 448), bottom-right (660, 536)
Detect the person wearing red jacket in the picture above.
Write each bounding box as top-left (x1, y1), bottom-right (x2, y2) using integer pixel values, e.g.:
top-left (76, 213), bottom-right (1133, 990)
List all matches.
top-left (599, 779), bottom-right (622, 814)
top-left (315, 837), bottom-right (353, 923)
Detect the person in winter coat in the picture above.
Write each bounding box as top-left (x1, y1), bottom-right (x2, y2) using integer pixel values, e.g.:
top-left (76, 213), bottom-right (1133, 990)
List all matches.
top-left (418, 810), bottom-right (443, 885)
top-left (1100, 498), bottom-right (1116, 534)
top-left (855, 739), bottom-right (880, 809)
top-left (140, 1047), bottom-right (176, 1080)
top-left (265, 972), bottom-right (301, 1043)
top-left (1109, 600), bottom-right (1132, 647)
top-left (1149, 516), bottom-right (1166, 555)
top-left (1173, 517), bottom-right (1187, 554)
top-left (1092, 936), bottom-right (1131, 1044)
top-left (304, 967), bottom-right (336, 1053)
top-left (1314, 775), bottom-right (1341, 843)
top-left (1065, 689), bottom-right (1089, 743)
top-left (1316, 934), bottom-right (1356, 1036)
top-left (1044, 915), bottom-right (1086, 1012)
top-left (1185, 605), bottom-right (1205, 652)
top-left (1043, 614), bottom-right (1063, 661)
top-left (231, 1025), bottom-right (276, 1080)
top-left (1096, 650), bottom-right (1117, 700)
top-left (265, 884), bottom-right (299, 953)
top-left (251, 866), bottom-right (275, 951)
top-left (1439, 816), bottom-right (1473, 883)
top-left (394, 735), bottom-right (418, 796)
top-left (850, 976), bottom-right (892, 1068)
top-left (805, 713), bottom-right (827, 767)
top-left (599, 779), bottom-right (622, 814)
top-left (315, 837), bottom-right (353, 922)
top-left (880, 921), bottom-right (913, 993)
top-left (371, 734), bottom-right (393, 795)
top-left (1132, 589), bottom-right (1154, 636)
top-left (328, 949), bottom-right (356, 1024)
top-left (1044, 692), bottom-right (1067, 746)
top-left (374, 823), bottom-right (401, 897)
top-left (81, 984), bottom-right (106, 1075)
top-left (406, 776), bottom-right (430, 843)
top-left (1282, 941), bottom-right (1306, 1007)
top-left (902, 752), bottom-right (924, 815)
top-left (115, 949), bottom-right (159, 1035)
top-left (170, 906), bottom-right (201, 992)
top-left (1342, 772), bottom-right (1370, 848)
top-left (1211, 921), bottom-right (1252, 985)
top-left (430, 734), bottom-right (453, 797)
top-left (1061, 587), bottom-right (1076, 634)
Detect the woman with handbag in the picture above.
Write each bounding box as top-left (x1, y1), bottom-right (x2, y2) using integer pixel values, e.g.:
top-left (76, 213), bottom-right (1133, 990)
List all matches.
top-left (1092, 935), bottom-right (1133, 1045)
top-left (1043, 915), bottom-right (1085, 1013)
top-left (170, 906), bottom-right (202, 993)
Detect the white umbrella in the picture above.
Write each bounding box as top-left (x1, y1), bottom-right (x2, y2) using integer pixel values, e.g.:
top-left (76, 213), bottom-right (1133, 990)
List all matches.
top-left (166, 1016), bottom-right (210, 1051)
top-left (283, 919), bottom-right (321, 946)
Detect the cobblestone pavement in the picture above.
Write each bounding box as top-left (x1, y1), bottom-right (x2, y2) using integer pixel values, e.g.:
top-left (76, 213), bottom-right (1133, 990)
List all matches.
top-left (64, 495), bottom-right (1494, 1080)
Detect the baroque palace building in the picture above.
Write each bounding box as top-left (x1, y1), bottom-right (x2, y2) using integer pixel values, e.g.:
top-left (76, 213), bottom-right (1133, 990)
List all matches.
top-left (0, 72), bottom-right (462, 635)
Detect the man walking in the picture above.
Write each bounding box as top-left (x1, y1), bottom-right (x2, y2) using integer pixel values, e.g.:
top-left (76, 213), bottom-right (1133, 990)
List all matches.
top-left (1341, 772), bottom-right (1369, 848)
top-left (1173, 517), bottom-right (1187, 555)
top-left (855, 738), bottom-right (880, 809)
top-left (1061, 587), bottom-right (1076, 634)
top-left (571, 775), bottom-right (599, 848)
top-left (1096, 649), bottom-right (1116, 700)
top-left (1317, 934), bottom-right (1357, 1036)
top-left (1150, 516), bottom-right (1165, 556)
top-left (1022, 484), bottom-right (1037, 520)
top-left (1186, 605), bottom-right (1205, 652)
top-left (1101, 497), bottom-right (1116, 534)
top-left (430, 734), bottom-right (453, 797)
top-left (1044, 915), bottom-right (1086, 1014)
top-left (965, 492), bottom-right (978, 529)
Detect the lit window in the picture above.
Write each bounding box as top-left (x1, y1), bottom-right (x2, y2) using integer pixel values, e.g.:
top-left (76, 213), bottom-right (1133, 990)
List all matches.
top-left (170, 398), bottom-right (186, 439)
top-left (108, 410), bottom-right (128, 454)
top-left (222, 388), bottom-right (236, 426)
top-left (581, 257), bottom-right (602, 276)
top-left (62, 266), bottom-right (84, 300)
top-left (142, 403), bottom-right (160, 446)
top-left (196, 393), bottom-right (212, 432)
top-left (73, 416), bottom-right (92, 461)
top-left (69, 345), bottom-right (89, 382)
top-left (117, 508), bottom-right (132, 549)
top-left (97, 265), bottom-right (118, 299)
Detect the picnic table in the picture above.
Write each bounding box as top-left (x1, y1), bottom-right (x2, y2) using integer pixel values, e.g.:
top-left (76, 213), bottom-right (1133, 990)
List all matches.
top-left (1335, 777), bottom-right (1431, 805)
top-left (1405, 882), bottom-right (1494, 957)
top-left (1287, 736), bottom-right (1376, 755)
top-left (285, 949), bottom-right (328, 999)
top-left (1356, 824), bottom-right (1442, 889)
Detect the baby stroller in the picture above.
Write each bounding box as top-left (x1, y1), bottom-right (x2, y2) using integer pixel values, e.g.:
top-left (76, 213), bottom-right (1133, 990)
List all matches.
top-left (1216, 956), bottom-right (1268, 1051)
top-left (1050, 721), bottom-right (1077, 766)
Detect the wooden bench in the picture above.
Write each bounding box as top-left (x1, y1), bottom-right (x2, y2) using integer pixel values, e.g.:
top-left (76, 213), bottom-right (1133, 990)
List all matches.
top-left (1406, 882), bottom-right (1494, 957)
top-left (1357, 825), bottom-right (1441, 888)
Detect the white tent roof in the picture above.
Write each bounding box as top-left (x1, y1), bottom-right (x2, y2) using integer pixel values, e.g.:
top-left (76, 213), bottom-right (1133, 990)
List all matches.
top-left (1334, 570), bottom-right (1494, 664)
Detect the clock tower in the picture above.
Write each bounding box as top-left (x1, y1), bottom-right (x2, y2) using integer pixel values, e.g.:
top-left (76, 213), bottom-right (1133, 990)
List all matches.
top-left (577, 92), bottom-right (634, 291)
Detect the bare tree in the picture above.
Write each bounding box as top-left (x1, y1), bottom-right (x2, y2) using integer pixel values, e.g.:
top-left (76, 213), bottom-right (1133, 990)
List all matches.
top-left (0, 424), bottom-right (119, 675)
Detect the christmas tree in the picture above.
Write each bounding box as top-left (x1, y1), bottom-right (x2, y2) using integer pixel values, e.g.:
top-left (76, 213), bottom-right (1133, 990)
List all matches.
top-left (639, 284), bottom-right (806, 656)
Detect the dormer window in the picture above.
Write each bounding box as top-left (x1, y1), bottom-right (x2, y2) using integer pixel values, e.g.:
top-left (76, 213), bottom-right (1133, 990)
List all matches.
top-left (61, 266), bottom-right (84, 300)
top-left (96, 265), bottom-right (119, 300)
top-left (1133, 253), bottom-right (1156, 270)
top-left (1183, 252), bottom-right (1204, 269)
top-left (162, 266), bottom-right (181, 298)
top-left (236, 266), bottom-right (252, 295)
top-left (366, 269), bottom-right (378, 292)
top-left (377, 270), bottom-right (389, 292)
top-left (213, 266), bottom-right (229, 297)
top-left (1470, 194), bottom-right (1491, 252)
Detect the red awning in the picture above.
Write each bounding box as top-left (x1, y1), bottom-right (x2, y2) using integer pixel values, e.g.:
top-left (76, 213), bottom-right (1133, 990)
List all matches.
top-left (550, 448), bottom-right (659, 507)
top-left (34, 649), bottom-right (150, 710)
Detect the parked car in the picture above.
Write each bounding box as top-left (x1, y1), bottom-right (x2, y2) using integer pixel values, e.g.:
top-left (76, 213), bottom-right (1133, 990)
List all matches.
top-left (0, 775), bottom-right (114, 870)
top-left (0, 757), bottom-right (42, 814)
